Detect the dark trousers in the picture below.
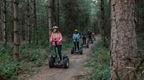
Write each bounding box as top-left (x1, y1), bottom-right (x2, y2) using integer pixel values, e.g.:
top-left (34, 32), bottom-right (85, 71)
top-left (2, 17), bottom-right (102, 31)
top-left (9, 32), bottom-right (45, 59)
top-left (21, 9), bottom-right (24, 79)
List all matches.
top-left (54, 45), bottom-right (62, 60)
top-left (88, 36), bottom-right (92, 42)
top-left (74, 42), bottom-right (79, 50)
top-left (82, 37), bottom-right (86, 44)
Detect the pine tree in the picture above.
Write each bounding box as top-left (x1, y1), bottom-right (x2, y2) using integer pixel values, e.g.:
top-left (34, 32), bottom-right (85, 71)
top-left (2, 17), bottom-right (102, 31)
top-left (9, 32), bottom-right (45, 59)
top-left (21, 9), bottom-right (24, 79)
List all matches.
top-left (0, 0), bottom-right (7, 43)
top-left (13, 0), bottom-right (20, 60)
top-left (110, 0), bottom-right (137, 80)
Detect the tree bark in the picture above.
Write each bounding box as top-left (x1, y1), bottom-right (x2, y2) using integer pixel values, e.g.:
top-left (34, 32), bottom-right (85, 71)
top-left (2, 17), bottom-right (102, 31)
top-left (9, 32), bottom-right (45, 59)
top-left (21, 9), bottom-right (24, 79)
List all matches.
top-left (56, 0), bottom-right (59, 26)
top-left (110, 0), bottom-right (137, 80)
top-left (0, 0), bottom-right (1, 41)
top-left (0, 0), bottom-right (7, 43)
top-left (13, 0), bottom-right (20, 60)
top-left (52, 0), bottom-right (56, 25)
top-left (48, 0), bottom-right (53, 42)
top-left (26, 0), bottom-right (32, 43)
top-left (33, 0), bottom-right (38, 44)
top-left (100, 0), bottom-right (107, 47)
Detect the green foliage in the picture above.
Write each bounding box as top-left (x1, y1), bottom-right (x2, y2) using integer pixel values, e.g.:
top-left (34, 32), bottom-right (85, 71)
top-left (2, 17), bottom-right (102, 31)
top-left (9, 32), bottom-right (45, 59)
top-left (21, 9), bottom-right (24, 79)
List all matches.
top-left (87, 41), bottom-right (110, 80)
top-left (0, 62), bottom-right (19, 80)
top-left (0, 45), bottom-right (18, 80)
top-left (0, 40), bottom-right (72, 80)
top-left (0, 44), bottom-right (47, 80)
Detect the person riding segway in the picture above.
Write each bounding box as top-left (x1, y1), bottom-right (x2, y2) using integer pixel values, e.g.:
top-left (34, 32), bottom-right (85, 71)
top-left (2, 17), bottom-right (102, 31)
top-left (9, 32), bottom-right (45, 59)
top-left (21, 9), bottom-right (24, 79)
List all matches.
top-left (49, 26), bottom-right (69, 68)
top-left (71, 29), bottom-right (83, 54)
top-left (92, 32), bottom-right (96, 41)
top-left (81, 32), bottom-right (89, 48)
top-left (87, 30), bottom-right (93, 44)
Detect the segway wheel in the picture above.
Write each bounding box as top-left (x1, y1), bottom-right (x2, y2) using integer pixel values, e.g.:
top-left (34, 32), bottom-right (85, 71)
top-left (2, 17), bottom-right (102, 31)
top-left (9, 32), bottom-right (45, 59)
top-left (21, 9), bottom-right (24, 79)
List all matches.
top-left (63, 56), bottom-right (69, 68)
top-left (86, 44), bottom-right (89, 48)
top-left (80, 49), bottom-right (83, 55)
top-left (49, 56), bottom-right (55, 68)
top-left (91, 41), bottom-right (93, 44)
top-left (71, 48), bottom-right (74, 54)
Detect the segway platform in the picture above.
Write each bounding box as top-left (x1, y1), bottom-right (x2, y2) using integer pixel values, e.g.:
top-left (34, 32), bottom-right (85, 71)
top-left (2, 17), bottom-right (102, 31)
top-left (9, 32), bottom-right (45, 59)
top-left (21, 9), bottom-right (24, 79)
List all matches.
top-left (71, 47), bottom-right (83, 55)
top-left (81, 43), bottom-right (89, 48)
top-left (49, 55), bottom-right (69, 68)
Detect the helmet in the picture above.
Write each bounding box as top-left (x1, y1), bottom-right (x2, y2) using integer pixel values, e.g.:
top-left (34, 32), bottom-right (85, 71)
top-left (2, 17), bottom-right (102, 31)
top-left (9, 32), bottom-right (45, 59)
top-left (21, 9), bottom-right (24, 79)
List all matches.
top-left (74, 29), bottom-right (78, 32)
top-left (53, 26), bottom-right (59, 29)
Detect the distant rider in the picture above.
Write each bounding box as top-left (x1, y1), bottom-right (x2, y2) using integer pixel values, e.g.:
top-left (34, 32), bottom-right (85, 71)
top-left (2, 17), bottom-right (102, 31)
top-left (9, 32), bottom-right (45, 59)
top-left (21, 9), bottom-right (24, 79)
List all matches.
top-left (72, 29), bottom-right (81, 51)
top-left (87, 30), bottom-right (93, 43)
top-left (82, 32), bottom-right (87, 45)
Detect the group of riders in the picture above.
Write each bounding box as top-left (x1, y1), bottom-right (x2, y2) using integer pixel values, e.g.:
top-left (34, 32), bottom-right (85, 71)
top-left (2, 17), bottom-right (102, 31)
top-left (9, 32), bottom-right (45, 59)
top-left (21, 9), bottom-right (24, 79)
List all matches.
top-left (50, 26), bottom-right (96, 62)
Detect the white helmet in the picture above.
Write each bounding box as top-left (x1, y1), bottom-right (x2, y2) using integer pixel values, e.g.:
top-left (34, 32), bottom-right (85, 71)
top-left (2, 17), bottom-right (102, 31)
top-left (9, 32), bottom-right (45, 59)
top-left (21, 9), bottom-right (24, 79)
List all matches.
top-left (53, 26), bottom-right (59, 29)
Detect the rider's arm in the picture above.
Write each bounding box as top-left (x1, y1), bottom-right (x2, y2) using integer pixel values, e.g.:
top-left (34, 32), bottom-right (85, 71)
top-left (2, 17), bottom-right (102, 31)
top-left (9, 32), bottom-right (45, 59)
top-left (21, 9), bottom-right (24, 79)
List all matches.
top-left (72, 34), bottom-right (75, 40)
top-left (58, 33), bottom-right (63, 42)
top-left (50, 33), bottom-right (53, 43)
top-left (78, 33), bottom-right (81, 40)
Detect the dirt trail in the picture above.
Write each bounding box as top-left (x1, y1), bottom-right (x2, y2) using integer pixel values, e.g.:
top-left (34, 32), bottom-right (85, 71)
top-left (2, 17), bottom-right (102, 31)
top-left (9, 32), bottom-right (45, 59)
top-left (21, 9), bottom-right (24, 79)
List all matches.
top-left (28, 36), bottom-right (99, 80)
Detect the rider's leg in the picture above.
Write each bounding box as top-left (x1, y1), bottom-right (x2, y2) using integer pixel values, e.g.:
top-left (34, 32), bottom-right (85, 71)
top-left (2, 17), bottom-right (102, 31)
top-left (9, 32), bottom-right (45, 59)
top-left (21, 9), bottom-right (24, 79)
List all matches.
top-left (77, 42), bottom-right (80, 50)
top-left (82, 37), bottom-right (85, 44)
top-left (84, 38), bottom-right (86, 44)
top-left (57, 45), bottom-right (62, 60)
top-left (91, 37), bottom-right (93, 42)
top-left (88, 36), bottom-right (91, 43)
top-left (74, 42), bottom-right (76, 50)
top-left (54, 45), bottom-right (58, 57)
top-left (82, 38), bottom-right (84, 44)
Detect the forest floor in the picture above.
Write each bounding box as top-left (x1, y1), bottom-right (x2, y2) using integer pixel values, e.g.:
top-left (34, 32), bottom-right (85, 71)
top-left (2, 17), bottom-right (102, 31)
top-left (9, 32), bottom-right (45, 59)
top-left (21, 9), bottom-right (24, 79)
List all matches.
top-left (23, 36), bottom-right (100, 80)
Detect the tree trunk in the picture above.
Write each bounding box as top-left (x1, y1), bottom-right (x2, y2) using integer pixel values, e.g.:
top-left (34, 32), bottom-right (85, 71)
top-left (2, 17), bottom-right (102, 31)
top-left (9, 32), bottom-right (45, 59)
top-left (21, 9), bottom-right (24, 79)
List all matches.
top-left (33, 0), bottom-right (38, 44)
top-left (110, 0), bottom-right (137, 80)
top-left (13, 0), bottom-right (20, 60)
top-left (26, 0), bottom-right (32, 43)
top-left (52, 0), bottom-right (56, 25)
top-left (56, 0), bottom-right (59, 26)
top-left (0, 0), bottom-right (1, 41)
top-left (48, 0), bottom-right (53, 42)
top-left (0, 0), bottom-right (7, 43)
top-left (100, 0), bottom-right (107, 47)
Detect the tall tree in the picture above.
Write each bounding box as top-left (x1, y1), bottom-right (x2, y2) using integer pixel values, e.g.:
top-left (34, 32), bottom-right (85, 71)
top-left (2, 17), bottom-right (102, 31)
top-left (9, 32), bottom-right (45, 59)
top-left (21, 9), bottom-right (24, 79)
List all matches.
top-left (56, 0), bottom-right (59, 26)
top-left (26, 0), bottom-right (32, 43)
top-left (48, 0), bottom-right (53, 41)
top-left (110, 0), bottom-right (137, 80)
top-left (13, 0), bottom-right (20, 60)
top-left (0, 0), bottom-right (3, 41)
top-left (100, 0), bottom-right (107, 47)
top-left (33, 0), bottom-right (38, 44)
top-left (0, 0), bottom-right (7, 43)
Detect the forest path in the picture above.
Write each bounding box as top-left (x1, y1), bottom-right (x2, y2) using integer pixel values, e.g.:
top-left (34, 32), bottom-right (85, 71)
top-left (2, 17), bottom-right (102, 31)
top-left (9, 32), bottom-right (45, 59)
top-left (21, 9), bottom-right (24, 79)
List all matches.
top-left (27, 36), bottom-right (100, 80)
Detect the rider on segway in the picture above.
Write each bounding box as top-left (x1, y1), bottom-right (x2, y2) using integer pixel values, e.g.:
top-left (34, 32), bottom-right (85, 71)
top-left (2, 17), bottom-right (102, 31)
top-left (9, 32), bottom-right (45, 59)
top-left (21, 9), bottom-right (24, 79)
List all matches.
top-left (87, 30), bottom-right (93, 44)
top-left (82, 32), bottom-right (87, 45)
top-left (81, 31), bottom-right (89, 48)
top-left (50, 26), bottom-right (63, 61)
top-left (72, 29), bottom-right (81, 52)
top-left (92, 32), bottom-right (96, 41)
top-left (49, 26), bottom-right (69, 68)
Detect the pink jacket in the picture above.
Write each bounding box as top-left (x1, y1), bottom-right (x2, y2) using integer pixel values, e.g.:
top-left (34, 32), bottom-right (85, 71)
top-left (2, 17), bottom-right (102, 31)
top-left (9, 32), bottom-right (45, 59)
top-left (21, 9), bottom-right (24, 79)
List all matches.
top-left (50, 32), bottom-right (63, 46)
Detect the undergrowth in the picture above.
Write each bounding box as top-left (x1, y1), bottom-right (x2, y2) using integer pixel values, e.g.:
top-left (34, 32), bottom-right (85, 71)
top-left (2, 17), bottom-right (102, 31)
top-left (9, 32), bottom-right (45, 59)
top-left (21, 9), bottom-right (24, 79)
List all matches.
top-left (87, 40), bottom-right (110, 80)
top-left (0, 41), bottom-right (72, 80)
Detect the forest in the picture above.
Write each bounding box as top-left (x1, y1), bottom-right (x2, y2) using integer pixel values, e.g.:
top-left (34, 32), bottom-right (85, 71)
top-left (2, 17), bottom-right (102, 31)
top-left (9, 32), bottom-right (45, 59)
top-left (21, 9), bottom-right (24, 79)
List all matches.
top-left (0, 0), bottom-right (144, 80)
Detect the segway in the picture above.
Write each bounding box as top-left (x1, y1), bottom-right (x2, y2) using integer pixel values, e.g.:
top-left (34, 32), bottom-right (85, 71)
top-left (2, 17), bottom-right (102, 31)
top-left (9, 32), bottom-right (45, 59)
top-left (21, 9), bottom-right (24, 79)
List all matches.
top-left (71, 43), bottom-right (83, 55)
top-left (81, 37), bottom-right (89, 48)
top-left (49, 41), bottom-right (69, 68)
top-left (88, 37), bottom-right (93, 44)
top-left (81, 43), bottom-right (89, 48)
